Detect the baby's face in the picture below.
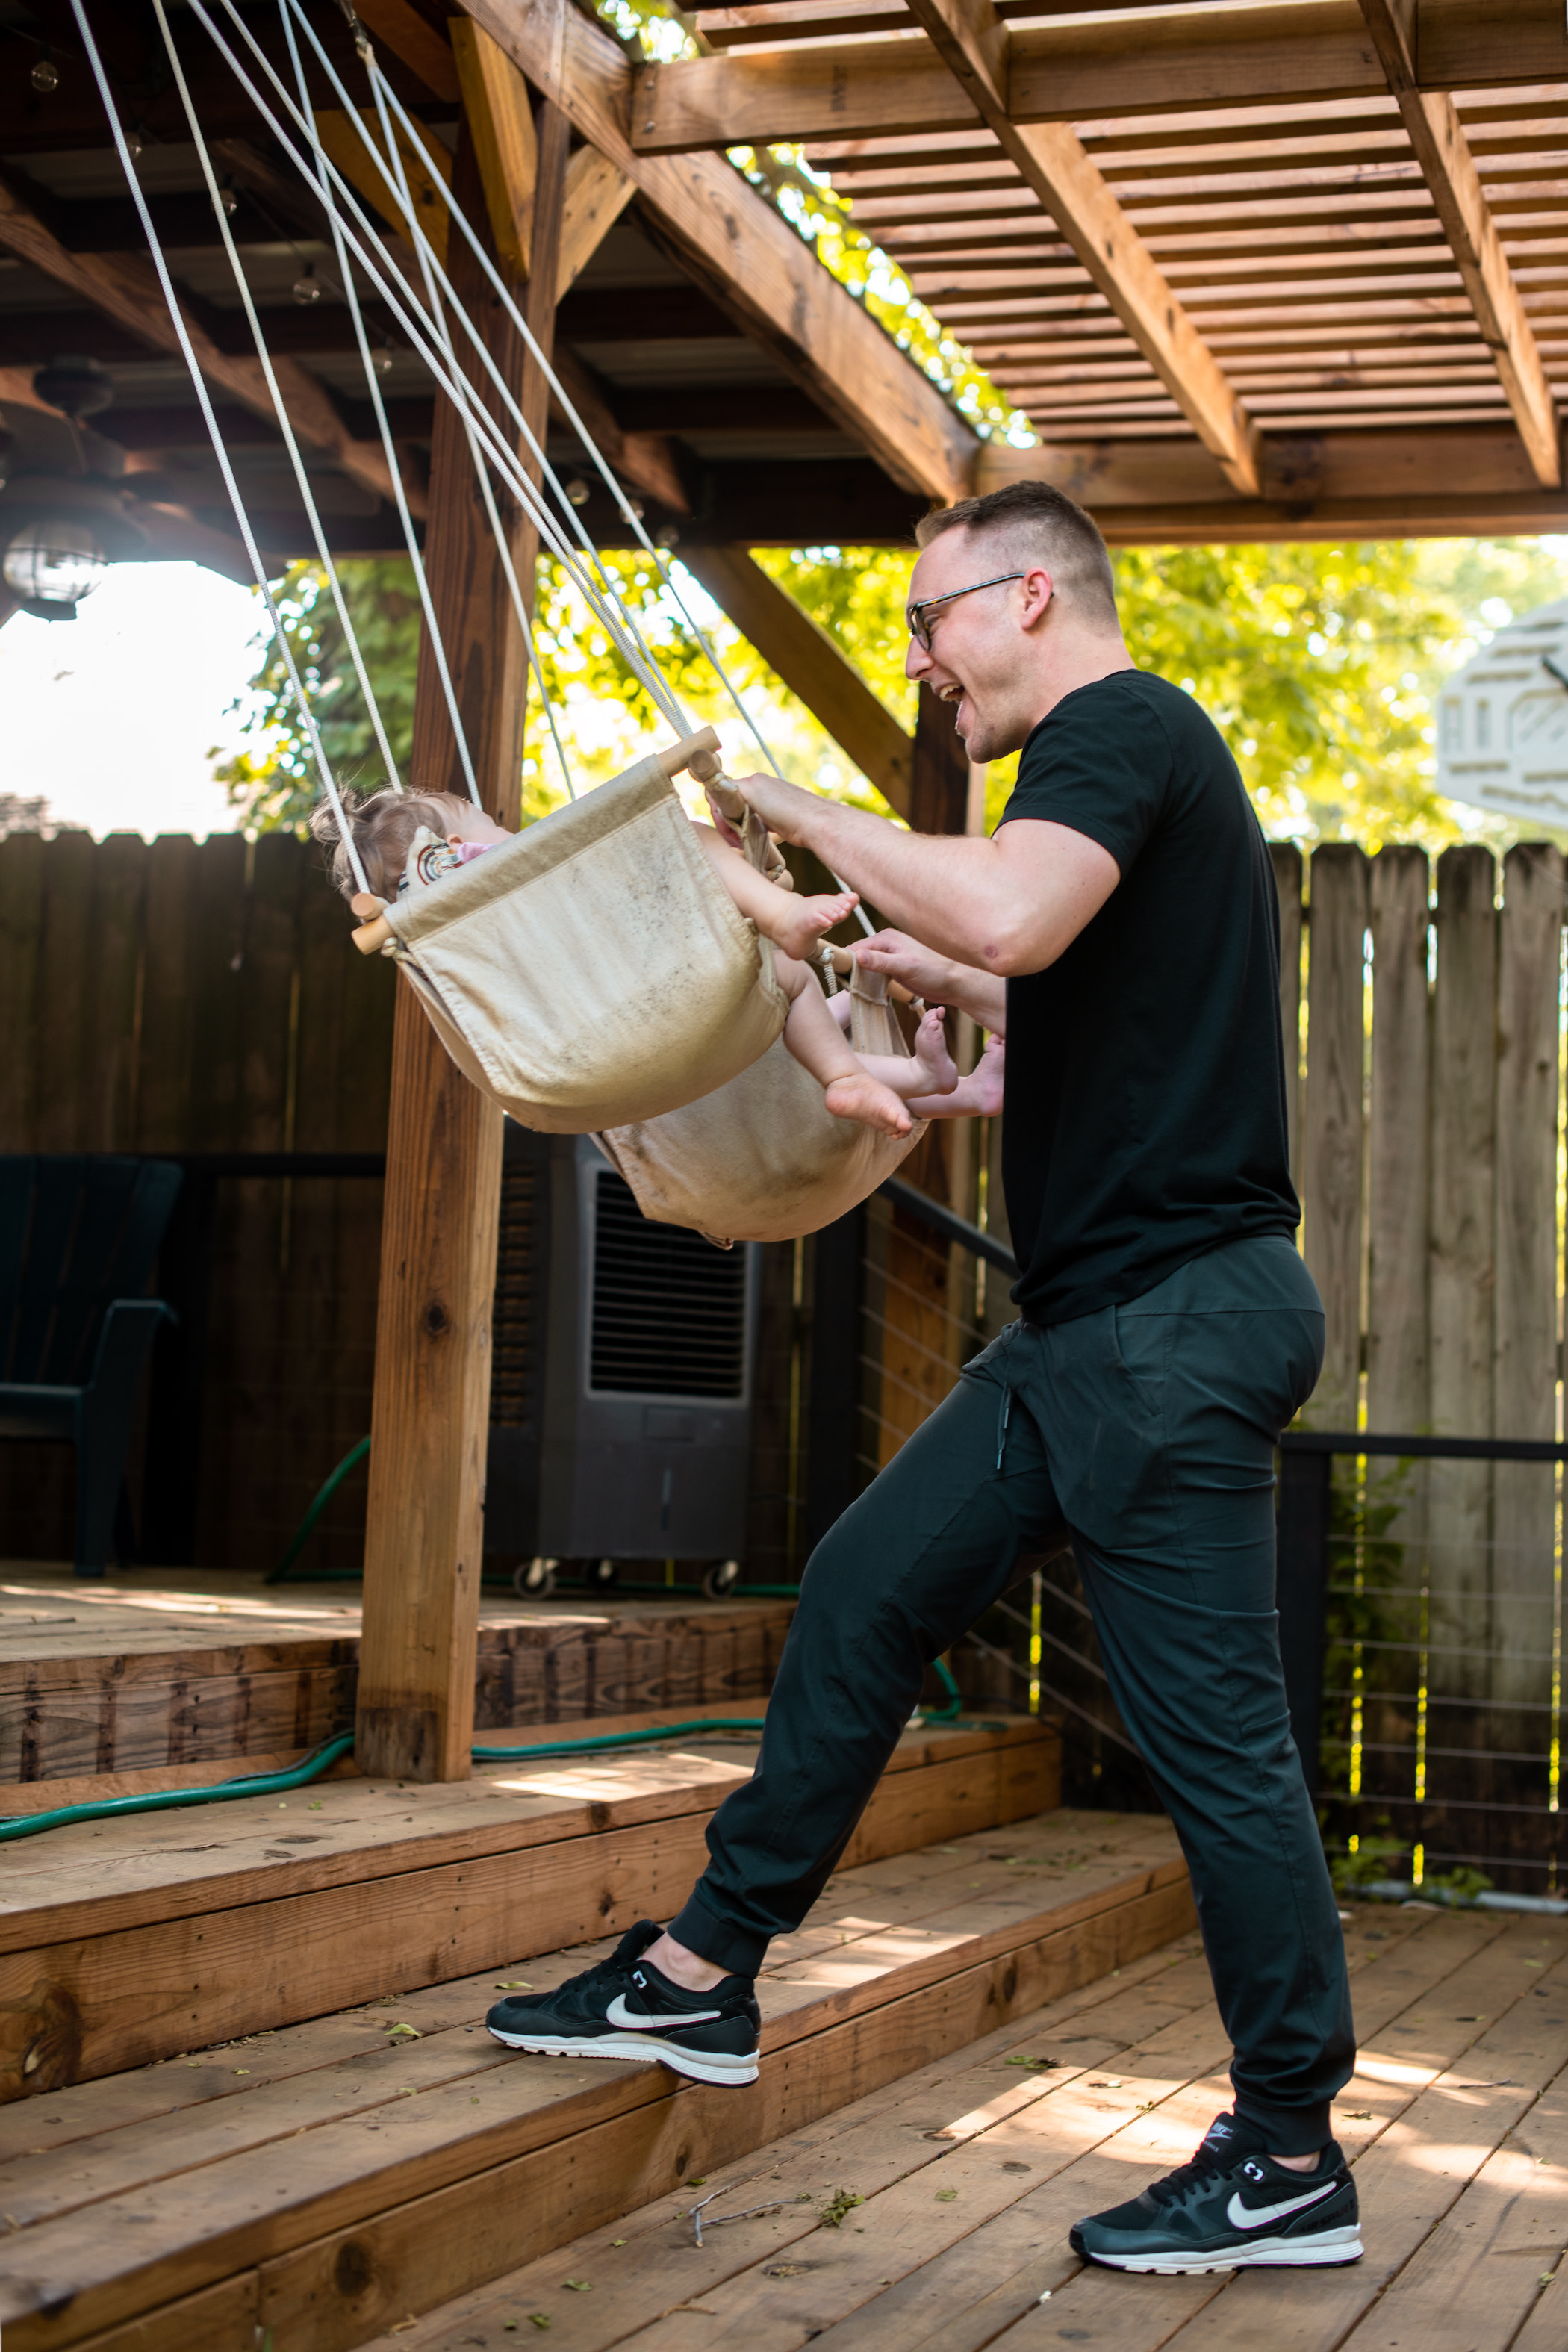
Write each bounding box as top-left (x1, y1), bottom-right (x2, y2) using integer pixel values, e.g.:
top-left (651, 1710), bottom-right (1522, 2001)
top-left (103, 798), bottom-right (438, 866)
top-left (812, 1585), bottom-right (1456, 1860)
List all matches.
top-left (432, 794), bottom-right (511, 848)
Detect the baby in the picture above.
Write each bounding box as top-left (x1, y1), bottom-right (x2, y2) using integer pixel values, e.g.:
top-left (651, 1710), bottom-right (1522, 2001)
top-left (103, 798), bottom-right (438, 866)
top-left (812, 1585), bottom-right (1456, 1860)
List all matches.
top-left (312, 788), bottom-right (961, 1139)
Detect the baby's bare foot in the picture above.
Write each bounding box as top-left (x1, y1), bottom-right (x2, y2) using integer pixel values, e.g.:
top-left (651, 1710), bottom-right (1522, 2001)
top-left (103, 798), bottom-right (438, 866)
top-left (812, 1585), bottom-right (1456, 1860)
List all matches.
top-left (912, 1006), bottom-right (958, 1096)
top-left (824, 1072), bottom-right (913, 1139)
top-left (771, 890), bottom-right (859, 960)
top-left (970, 1034), bottom-right (1006, 1116)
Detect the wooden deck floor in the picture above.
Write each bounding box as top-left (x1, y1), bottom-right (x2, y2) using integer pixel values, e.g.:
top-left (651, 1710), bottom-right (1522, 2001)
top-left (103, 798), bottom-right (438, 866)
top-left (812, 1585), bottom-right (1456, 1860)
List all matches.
top-left (364, 1900), bottom-right (1568, 2352)
top-left (0, 1805), bottom-right (1187, 2349)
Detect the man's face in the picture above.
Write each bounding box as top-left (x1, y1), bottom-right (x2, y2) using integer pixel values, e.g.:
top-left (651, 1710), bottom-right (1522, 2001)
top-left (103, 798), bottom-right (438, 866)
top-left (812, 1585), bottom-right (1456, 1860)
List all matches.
top-left (904, 529), bottom-right (1052, 764)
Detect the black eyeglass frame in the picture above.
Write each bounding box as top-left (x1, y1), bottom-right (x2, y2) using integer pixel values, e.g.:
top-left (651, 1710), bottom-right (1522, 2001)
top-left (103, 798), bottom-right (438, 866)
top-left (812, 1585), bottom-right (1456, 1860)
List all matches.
top-left (906, 570), bottom-right (1025, 651)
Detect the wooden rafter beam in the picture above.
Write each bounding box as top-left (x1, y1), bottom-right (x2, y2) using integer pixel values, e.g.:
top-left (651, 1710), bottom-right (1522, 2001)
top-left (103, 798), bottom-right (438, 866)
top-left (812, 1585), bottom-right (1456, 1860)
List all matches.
top-left (1357, 0), bottom-right (1558, 488)
top-left (904, 0), bottom-right (1260, 495)
top-left (0, 171), bottom-right (411, 516)
top-left (629, 0), bottom-right (1568, 148)
top-left (975, 422), bottom-right (1568, 540)
top-left (456, 0), bottom-right (977, 503)
top-left (682, 544), bottom-right (914, 815)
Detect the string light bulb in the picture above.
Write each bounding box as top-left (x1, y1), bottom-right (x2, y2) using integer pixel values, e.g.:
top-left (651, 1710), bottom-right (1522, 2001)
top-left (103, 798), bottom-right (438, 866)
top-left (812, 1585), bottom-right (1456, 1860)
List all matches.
top-left (564, 476), bottom-right (591, 508)
top-left (30, 57), bottom-right (59, 93)
top-left (292, 267), bottom-right (322, 306)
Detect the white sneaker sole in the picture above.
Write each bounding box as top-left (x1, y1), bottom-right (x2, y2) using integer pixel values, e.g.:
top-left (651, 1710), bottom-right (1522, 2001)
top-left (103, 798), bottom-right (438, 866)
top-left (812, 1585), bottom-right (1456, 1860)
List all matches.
top-left (1090, 2224), bottom-right (1363, 2275)
top-left (486, 2024), bottom-right (759, 2087)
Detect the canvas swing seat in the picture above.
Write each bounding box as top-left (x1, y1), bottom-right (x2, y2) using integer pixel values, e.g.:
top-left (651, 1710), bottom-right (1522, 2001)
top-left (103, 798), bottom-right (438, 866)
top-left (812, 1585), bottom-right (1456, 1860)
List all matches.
top-left (352, 730), bottom-right (789, 1135)
top-left (598, 959), bottom-right (926, 1248)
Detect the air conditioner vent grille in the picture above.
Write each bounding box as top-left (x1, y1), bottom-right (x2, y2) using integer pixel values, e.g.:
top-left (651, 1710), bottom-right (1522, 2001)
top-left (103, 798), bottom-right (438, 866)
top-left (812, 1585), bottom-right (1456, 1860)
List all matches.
top-left (589, 1171), bottom-right (747, 1399)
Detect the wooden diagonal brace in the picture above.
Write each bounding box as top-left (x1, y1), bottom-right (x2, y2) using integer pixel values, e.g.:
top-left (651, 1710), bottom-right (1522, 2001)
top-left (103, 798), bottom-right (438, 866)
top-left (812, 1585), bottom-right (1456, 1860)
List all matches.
top-left (1357, 0), bottom-right (1559, 489)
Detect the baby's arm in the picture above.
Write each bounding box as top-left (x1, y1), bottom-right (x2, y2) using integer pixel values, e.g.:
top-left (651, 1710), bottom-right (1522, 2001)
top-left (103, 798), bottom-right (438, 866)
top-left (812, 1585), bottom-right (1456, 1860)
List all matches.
top-left (691, 821), bottom-right (860, 962)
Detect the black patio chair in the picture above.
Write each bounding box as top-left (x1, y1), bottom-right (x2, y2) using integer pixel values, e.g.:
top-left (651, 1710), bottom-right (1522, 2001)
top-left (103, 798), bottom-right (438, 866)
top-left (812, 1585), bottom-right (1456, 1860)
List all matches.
top-left (0, 1155), bottom-right (182, 1578)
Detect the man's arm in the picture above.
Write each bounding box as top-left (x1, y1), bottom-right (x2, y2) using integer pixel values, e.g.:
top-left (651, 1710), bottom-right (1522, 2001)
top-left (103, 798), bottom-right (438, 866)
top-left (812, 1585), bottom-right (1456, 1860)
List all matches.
top-left (850, 931), bottom-right (1007, 1031)
top-left (716, 774), bottom-right (1119, 977)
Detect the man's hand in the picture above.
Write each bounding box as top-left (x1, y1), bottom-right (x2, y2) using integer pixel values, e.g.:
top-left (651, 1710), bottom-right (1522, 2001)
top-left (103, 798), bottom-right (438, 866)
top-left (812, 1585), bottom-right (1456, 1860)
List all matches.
top-left (854, 932), bottom-right (1006, 1031)
top-left (711, 770), bottom-right (821, 845)
top-left (852, 930), bottom-right (955, 1004)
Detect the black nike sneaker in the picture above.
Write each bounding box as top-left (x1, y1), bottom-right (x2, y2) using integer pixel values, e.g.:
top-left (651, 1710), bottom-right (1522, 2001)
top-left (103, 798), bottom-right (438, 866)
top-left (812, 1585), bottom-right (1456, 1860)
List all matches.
top-left (485, 1920), bottom-right (761, 2087)
top-left (1070, 2109), bottom-right (1363, 2274)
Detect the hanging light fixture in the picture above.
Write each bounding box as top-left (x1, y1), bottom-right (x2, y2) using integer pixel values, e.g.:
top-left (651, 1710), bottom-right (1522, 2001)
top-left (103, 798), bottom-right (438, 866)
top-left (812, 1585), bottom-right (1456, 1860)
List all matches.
top-left (292, 265), bottom-right (322, 305)
top-left (1, 519), bottom-right (108, 618)
top-left (30, 55), bottom-right (59, 93)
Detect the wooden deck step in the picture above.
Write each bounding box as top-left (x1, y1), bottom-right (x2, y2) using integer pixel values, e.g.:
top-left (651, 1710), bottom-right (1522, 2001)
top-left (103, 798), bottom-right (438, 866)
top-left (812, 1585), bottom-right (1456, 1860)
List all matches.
top-left (0, 1569), bottom-right (797, 1793)
top-left (351, 1900), bottom-right (1568, 2352)
top-left (0, 1708), bottom-right (1060, 2097)
top-left (0, 1807), bottom-right (1190, 2352)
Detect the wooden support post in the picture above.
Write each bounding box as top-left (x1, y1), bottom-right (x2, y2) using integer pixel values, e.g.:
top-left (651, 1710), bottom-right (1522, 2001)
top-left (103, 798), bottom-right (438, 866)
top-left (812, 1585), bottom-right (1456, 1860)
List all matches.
top-left (356, 102), bottom-right (570, 1782)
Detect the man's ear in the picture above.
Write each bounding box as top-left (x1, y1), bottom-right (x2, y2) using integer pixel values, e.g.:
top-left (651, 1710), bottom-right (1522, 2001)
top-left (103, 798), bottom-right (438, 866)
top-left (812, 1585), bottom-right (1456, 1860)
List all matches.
top-left (1020, 567), bottom-right (1054, 629)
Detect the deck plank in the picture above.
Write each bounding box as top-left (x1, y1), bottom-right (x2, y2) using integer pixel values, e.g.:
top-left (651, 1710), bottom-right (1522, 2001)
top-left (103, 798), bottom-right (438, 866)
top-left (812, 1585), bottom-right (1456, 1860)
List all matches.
top-left (0, 1808), bottom-right (1188, 2350)
top-left (351, 1907), bottom-right (1558, 2352)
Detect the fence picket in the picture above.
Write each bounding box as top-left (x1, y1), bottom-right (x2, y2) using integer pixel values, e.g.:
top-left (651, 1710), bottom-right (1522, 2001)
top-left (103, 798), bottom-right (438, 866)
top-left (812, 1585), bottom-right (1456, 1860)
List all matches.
top-left (1490, 846), bottom-right (1563, 1799)
top-left (1301, 844), bottom-right (1368, 1427)
top-left (1269, 841), bottom-right (1304, 1187)
top-left (0, 834), bottom-right (44, 1150)
top-left (1428, 847), bottom-right (1499, 1737)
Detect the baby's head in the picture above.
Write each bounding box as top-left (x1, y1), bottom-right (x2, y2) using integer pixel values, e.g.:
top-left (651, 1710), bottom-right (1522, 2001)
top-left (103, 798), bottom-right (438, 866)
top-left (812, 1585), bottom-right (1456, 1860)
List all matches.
top-left (310, 788), bottom-right (508, 903)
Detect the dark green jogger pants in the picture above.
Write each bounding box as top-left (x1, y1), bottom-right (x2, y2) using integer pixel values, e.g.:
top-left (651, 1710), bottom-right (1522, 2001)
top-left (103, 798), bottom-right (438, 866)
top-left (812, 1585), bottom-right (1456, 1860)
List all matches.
top-left (670, 1234), bottom-right (1356, 2151)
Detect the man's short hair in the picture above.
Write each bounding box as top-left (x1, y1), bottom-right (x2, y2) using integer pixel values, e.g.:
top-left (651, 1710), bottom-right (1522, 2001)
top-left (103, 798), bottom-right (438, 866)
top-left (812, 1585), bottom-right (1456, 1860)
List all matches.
top-left (916, 478), bottom-right (1119, 629)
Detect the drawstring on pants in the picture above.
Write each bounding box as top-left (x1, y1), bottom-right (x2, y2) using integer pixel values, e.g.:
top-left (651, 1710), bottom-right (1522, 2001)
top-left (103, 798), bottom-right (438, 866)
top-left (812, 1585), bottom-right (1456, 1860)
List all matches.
top-left (993, 1318), bottom-right (1032, 1472)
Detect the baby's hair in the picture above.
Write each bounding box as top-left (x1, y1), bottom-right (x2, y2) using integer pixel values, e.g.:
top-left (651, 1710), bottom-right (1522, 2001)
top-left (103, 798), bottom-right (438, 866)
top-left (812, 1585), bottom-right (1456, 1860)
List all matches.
top-left (310, 787), bottom-right (458, 902)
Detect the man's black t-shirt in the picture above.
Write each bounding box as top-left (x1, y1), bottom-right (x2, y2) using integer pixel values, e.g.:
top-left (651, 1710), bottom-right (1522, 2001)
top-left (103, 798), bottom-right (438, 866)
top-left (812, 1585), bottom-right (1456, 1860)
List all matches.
top-left (998, 668), bottom-right (1297, 1325)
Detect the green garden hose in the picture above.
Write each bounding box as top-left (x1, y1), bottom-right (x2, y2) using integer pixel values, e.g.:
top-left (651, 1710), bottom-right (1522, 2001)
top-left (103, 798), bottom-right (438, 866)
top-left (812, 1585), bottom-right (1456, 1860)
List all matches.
top-left (0, 1720), bottom-right (765, 1843)
top-left (0, 1673), bottom-right (971, 1844)
top-left (267, 1435), bottom-right (370, 1583)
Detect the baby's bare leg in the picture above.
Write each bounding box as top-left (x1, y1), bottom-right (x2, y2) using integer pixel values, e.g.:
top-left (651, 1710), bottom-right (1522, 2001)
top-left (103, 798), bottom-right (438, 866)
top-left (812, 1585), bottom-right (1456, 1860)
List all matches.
top-left (774, 957), bottom-right (913, 1140)
top-left (907, 1033), bottom-right (1006, 1120)
top-left (854, 1005), bottom-right (959, 1102)
top-left (691, 821), bottom-right (860, 962)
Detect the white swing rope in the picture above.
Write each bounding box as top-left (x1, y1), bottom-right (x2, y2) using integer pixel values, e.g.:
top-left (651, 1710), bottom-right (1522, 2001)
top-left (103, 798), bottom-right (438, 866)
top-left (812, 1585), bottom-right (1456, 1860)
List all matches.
top-left (357, 42), bottom-right (800, 792)
top-left (349, 29), bottom-right (875, 935)
top-left (150, 0), bottom-right (406, 799)
top-left (346, 37), bottom-right (880, 933)
top-left (276, 0), bottom-right (479, 801)
top-left (188, 0), bottom-right (691, 740)
top-left (66, 0), bottom-right (375, 897)
top-left (275, 0), bottom-right (689, 735)
top-left (363, 63), bottom-right (576, 802)
top-left (274, 0), bottom-right (773, 766)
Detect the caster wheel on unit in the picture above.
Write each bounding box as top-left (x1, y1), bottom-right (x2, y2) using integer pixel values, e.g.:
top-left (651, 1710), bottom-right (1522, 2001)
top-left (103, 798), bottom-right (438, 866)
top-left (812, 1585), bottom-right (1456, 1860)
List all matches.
top-left (517, 1556), bottom-right (557, 1597)
top-left (703, 1558), bottom-right (741, 1600)
top-left (588, 1557), bottom-right (619, 1590)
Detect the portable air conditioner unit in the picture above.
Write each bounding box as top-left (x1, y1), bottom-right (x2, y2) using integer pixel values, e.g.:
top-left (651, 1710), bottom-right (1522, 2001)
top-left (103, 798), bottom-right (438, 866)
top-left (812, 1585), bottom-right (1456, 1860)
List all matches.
top-left (484, 1127), bottom-right (759, 1569)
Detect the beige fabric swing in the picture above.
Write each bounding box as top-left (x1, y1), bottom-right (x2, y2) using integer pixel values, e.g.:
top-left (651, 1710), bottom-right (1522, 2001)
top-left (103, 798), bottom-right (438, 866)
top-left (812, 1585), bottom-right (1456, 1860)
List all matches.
top-left (598, 960), bottom-right (925, 1247)
top-left (352, 729), bottom-right (789, 1135)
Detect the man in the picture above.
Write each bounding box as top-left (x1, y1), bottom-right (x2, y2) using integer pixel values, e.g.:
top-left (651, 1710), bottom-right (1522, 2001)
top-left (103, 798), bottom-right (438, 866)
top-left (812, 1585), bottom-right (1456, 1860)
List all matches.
top-left (488, 479), bottom-right (1360, 2277)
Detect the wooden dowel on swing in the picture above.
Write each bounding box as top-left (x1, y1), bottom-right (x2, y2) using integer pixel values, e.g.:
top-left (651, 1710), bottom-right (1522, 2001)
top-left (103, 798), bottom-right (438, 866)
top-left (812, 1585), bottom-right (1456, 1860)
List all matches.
top-left (659, 726), bottom-right (723, 783)
top-left (352, 914), bottom-right (394, 956)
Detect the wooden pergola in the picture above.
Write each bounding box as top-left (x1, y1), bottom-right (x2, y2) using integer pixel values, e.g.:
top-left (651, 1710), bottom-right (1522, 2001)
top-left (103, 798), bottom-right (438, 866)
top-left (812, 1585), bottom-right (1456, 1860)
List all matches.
top-left (0, 0), bottom-right (1550, 1779)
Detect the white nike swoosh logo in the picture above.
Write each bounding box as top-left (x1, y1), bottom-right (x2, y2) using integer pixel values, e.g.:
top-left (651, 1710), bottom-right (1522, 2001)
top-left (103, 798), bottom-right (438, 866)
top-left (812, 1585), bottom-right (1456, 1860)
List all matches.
top-left (1226, 2181), bottom-right (1339, 2231)
top-left (604, 1994), bottom-right (723, 2030)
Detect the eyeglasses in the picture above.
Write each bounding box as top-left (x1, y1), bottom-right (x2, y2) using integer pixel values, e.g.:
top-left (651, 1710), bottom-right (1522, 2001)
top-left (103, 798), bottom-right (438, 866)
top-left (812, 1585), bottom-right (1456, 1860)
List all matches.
top-left (906, 571), bottom-right (1024, 652)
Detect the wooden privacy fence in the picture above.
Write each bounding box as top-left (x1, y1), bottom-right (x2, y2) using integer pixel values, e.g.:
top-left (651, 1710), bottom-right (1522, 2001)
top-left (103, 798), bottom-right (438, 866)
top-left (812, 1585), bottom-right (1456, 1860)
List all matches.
top-left (0, 827), bottom-right (395, 1574)
top-left (1275, 839), bottom-right (1567, 1890)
